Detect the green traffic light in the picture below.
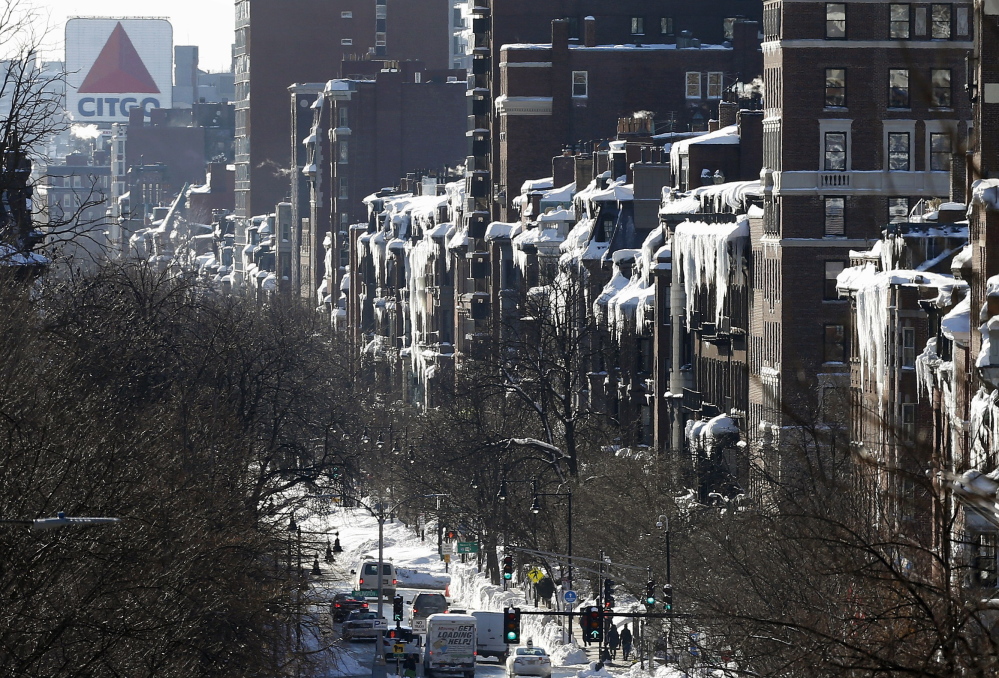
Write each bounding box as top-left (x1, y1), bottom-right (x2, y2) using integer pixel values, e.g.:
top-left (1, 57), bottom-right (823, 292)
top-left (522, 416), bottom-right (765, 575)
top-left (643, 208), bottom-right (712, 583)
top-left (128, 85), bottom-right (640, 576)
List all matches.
top-left (645, 596), bottom-right (656, 605)
top-left (506, 631), bottom-right (518, 641)
top-left (503, 573), bottom-right (512, 580)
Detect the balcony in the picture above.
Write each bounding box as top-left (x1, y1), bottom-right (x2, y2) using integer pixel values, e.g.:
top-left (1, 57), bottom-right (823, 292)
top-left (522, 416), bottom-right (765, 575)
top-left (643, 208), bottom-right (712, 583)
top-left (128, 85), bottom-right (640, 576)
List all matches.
top-left (774, 170), bottom-right (950, 196)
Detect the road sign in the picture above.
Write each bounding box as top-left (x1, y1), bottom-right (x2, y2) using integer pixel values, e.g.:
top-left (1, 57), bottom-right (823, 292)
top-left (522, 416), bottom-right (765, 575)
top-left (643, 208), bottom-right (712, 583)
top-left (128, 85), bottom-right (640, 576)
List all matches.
top-left (393, 643), bottom-right (405, 657)
top-left (441, 542), bottom-right (455, 555)
top-left (443, 554), bottom-right (451, 564)
top-left (413, 618), bottom-right (427, 633)
top-left (353, 589), bottom-right (378, 598)
top-left (563, 590), bottom-right (578, 603)
top-left (456, 541), bottom-right (479, 554)
top-left (526, 568), bottom-right (544, 583)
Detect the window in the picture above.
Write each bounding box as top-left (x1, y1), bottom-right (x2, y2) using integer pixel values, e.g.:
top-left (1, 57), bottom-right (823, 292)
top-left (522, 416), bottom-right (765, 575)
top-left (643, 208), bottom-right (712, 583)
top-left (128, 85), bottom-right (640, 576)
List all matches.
top-left (890, 4), bottom-right (910, 38)
top-left (338, 107), bottom-right (348, 128)
top-left (338, 141), bottom-right (349, 164)
top-left (572, 71), bottom-right (588, 97)
top-left (375, 32), bottom-right (386, 46)
top-left (824, 261), bottom-right (845, 299)
top-left (824, 132), bottom-right (846, 171)
top-left (341, 38), bottom-right (353, 46)
top-left (889, 197), bottom-right (909, 222)
top-left (930, 132), bottom-right (952, 171)
top-left (824, 324), bottom-right (847, 363)
top-left (902, 326), bottom-right (916, 367)
top-left (977, 534), bottom-right (998, 587)
top-left (914, 6), bottom-right (927, 35)
top-left (826, 3), bottom-right (846, 38)
top-left (931, 69), bottom-right (951, 107)
top-left (661, 17), bottom-right (674, 36)
top-left (889, 69), bottom-right (909, 107)
top-left (685, 71), bottom-right (702, 99)
top-left (825, 68), bottom-right (846, 107)
top-left (341, 11), bottom-right (352, 18)
top-left (707, 72), bottom-right (724, 99)
top-left (889, 132), bottom-right (910, 171)
top-left (957, 6), bottom-right (970, 35)
top-left (375, 6), bottom-right (386, 19)
top-left (931, 4), bottom-right (951, 38)
top-left (901, 402), bottom-right (916, 439)
top-left (825, 197), bottom-right (845, 235)
top-left (338, 175), bottom-right (348, 199)
top-left (631, 17), bottom-right (645, 35)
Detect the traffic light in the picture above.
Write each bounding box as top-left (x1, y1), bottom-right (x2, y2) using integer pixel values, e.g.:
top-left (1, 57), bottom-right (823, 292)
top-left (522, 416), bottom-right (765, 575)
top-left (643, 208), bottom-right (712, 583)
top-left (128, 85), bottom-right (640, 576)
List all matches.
top-left (645, 580), bottom-right (656, 607)
top-left (393, 594), bottom-right (404, 622)
top-left (603, 579), bottom-right (615, 609)
top-left (503, 607), bottom-right (521, 644)
top-left (502, 555), bottom-right (514, 580)
top-left (584, 606), bottom-right (603, 644)
top-left (662, 584), bottom-right (673, 611)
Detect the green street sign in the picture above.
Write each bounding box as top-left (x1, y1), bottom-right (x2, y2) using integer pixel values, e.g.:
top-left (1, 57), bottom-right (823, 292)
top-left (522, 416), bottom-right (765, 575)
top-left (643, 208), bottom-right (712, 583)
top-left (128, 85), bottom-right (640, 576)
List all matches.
top-left (456, 541), bottom-right (479, 554)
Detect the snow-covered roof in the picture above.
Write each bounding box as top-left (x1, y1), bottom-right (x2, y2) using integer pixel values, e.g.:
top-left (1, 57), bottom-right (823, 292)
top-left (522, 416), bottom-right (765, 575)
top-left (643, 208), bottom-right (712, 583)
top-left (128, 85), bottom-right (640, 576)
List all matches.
top-left (972, 178), bottom-right (999, 212)
top-left (521, 177), bottom-right (553, 193)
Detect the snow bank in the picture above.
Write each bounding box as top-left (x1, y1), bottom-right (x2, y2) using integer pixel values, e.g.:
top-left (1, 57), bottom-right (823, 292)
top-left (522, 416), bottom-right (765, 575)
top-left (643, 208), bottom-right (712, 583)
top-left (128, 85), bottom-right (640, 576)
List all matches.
top-left (673, 217), bottom-right (749, 326)
top-left (550, 644), bottom-right (588, 666)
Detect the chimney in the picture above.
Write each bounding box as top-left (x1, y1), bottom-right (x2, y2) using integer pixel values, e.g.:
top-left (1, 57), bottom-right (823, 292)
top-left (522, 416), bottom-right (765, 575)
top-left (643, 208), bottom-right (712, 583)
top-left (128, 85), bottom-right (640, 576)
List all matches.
top-left (718, 101), bottom-right (738, 128)
top-left (575, 151), bottom-right (593, 192)
top-left (583, 16), bottom-right (596, 47)
top-left (553, 151), bottom-right (575, 188)
top-left (708, 119), bottom-right (719, 133)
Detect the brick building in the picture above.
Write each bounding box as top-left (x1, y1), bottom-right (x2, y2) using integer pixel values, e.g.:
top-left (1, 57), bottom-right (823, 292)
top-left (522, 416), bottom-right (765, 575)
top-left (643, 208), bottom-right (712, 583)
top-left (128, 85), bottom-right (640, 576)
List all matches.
top-left (234, 0), bottom-right (451, 220)
top-left (751, 0), bottom-right (974, 490)
top-left (494, 17), bottom-right (762, 221)
top-left (293, 65), bottom-right (466, 302)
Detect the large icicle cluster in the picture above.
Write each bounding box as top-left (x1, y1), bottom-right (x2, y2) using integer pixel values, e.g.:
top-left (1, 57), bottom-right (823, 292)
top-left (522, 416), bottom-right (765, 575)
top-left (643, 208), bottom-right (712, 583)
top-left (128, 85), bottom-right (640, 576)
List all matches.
top-left (672, 216), bottom-right (749, 327)
top-left (598, 226), bottom-right (665, 337)
top-left (837, 266), bottom-right (963, 398)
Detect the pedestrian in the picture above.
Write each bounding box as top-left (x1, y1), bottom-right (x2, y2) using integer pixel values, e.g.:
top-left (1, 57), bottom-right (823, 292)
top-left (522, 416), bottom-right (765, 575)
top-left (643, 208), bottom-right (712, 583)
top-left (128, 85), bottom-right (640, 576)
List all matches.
top-left (607, 624), bottom-right (620, 660)
top-left (580, 614), bottom-right (589, 646)
top-left (620, 624), bottom-right (633, 661)
top-left (402, 653), bottom-right (418, 678)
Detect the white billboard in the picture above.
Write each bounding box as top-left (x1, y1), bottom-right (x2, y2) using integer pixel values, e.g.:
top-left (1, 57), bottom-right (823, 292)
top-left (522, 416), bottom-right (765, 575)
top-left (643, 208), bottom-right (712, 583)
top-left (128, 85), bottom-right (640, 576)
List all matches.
top-left (66, 18), bottom-right (173, 123)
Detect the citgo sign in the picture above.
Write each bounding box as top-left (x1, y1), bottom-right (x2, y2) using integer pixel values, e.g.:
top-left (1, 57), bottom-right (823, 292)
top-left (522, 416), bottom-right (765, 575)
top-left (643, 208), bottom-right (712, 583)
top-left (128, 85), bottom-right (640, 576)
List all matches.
top-left (66, 18), bottom-right (173, 123)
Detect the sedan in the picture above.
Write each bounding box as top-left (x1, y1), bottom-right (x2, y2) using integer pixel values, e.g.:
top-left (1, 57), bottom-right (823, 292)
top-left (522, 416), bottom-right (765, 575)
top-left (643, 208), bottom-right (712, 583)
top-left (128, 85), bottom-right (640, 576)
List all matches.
top-left (342, 610), bottom-right (387, 641)
top-left (506, 645), bottom-right (552, 678)
top-left (331, 593), bottom-right (368, 623)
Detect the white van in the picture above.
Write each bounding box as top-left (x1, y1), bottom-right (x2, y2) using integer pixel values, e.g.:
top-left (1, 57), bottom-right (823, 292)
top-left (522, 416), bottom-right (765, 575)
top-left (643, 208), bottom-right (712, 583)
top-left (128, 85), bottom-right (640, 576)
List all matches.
top-left (353, 560), bottom-right (398, 598)
top-left (471, 611), bottom-right (507, 661)
top-left (424, 613), bottom-right (477, 678)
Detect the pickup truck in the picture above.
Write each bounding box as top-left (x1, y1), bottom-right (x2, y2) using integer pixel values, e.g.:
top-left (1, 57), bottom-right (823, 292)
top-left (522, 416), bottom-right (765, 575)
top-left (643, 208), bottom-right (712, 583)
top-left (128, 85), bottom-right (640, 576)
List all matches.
top-left (341, 610), bottom-right (387, 641)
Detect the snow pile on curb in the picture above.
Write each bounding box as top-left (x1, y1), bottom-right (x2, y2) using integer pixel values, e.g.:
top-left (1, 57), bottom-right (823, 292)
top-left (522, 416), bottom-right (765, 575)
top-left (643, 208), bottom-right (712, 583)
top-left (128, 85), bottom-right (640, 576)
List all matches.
top-left (576, 661), bottom-right (615, 678)
top-left (551, 643), bottom-right (588, 666)
top-left (328, 652), bottom-right (368, 677)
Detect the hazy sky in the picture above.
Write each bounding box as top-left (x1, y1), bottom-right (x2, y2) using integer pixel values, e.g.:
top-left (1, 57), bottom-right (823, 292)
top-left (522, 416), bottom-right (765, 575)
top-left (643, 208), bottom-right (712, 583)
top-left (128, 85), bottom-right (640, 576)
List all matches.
top-left (34, 0), bottom-right (235, 72)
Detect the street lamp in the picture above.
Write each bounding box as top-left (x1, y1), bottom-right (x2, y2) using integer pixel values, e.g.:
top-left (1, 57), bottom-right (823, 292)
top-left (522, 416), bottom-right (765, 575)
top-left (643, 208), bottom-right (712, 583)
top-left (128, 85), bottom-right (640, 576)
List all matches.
top-left (531, 477), bottom-right (574, 592)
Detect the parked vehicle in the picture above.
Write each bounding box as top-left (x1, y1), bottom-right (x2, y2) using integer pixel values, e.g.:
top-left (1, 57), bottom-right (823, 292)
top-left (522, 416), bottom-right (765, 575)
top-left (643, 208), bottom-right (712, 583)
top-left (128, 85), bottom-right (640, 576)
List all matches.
top-left (331, 592), bottom-right (368, 622)
top-left (424, 613), bottom-right (477, 678)
top-left (412, 592), bottom-right (449, 620)
top-left (471, 611), bottom-right (507, 661)
top-left (353, 560), bottom-right (398, 598)
top-left (342, 610), bottom-right (387, 641)
top-left (505, 643), bottom-right (552, 678)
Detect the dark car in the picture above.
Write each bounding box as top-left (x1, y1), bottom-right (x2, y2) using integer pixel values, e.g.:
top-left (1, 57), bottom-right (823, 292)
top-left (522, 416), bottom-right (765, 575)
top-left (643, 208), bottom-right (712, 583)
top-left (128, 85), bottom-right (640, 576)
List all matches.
top-left (331, 592), bottom-right (368, 622)
top-left (411, 592), bottom-right (448, 620)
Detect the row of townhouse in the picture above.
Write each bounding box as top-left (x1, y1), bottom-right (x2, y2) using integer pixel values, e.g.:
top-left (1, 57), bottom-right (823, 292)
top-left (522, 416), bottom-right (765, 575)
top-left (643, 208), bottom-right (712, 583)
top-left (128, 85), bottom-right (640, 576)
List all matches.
top-left (324, 0), bottom-right (975, 497)
top-left (252, 0), bottom-right (998, 592)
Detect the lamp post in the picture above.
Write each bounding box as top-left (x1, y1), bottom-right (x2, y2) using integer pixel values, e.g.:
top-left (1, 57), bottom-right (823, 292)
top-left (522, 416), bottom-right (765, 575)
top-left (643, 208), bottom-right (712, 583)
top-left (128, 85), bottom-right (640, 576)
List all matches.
top-left (530, 477), bottom-right (573, 592)
top-left (656, 515), bottom-right (672, 663)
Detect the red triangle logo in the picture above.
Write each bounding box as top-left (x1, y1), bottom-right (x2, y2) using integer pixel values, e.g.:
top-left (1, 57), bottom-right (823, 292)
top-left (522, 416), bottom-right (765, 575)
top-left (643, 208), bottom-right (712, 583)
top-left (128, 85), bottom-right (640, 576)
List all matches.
top-left (79, 23), bottom-right (160, 94)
